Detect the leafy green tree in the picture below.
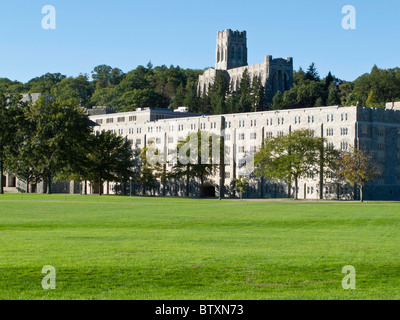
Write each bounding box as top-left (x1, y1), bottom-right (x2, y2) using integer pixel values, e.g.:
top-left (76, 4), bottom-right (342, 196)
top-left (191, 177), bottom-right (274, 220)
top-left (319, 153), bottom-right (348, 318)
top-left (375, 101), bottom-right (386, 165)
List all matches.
top-left (91, 65), bottom-right (124, 88)
top-left (26, 73), bottom-right (66, 94)
top-left (233, 176), bottom-right (248, 200)
top-left (326, 85), bottom-right (341, 105)
top-left (136, 141), bottom-right (166, 195)
top-left (51, 75), bottom-right (94, 107)
top-left (172, 131), bottom-right (221, 197)
top-left (337, 147), bottom-right (377, 202)
top-left (254, 129), bottom-right (321, 200)
top-left (85, 131), bottom-right (134, 195)
top-left (25, 97), bottom-right (92, 193)
top-left (0, 95), bottom-right (19, 193)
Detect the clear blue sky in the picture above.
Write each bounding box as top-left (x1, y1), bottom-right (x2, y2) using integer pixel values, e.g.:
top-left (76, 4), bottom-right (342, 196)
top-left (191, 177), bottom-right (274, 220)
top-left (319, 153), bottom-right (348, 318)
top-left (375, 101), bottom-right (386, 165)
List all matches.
top-left (1, 0), bottom-right (399, 83)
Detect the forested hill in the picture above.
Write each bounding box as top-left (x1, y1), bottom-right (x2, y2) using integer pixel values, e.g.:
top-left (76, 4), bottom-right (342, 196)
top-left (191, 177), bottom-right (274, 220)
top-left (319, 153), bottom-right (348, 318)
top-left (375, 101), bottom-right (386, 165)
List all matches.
top-left (1, 62), bottom-right (400, 114)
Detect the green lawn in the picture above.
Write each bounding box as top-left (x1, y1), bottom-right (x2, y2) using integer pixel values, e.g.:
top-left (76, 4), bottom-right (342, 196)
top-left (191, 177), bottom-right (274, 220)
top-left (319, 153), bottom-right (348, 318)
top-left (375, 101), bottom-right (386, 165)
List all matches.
top-left (0, 194), bottom-right (399, 300)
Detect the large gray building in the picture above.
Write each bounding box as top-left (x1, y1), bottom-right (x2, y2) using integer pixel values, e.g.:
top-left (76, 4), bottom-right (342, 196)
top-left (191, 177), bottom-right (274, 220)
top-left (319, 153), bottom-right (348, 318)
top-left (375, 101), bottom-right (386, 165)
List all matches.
top-left (197, 29), bottom-right (293, 102)
top-left (83, 102), bottom-right (400, 201)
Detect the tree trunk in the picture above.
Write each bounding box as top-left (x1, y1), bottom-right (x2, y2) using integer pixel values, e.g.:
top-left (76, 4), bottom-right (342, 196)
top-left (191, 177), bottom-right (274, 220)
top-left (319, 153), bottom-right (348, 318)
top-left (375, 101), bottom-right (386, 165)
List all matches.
top-left (99, 176), bottom-right (103, 196)
top-left (26, 180), bottom-right (29, 194)
top-left (0, 156), bottom-right (4, 194)
top-left (47, 173), bottom-right (52, 195)
top-left (287, 180), bottom-right (291, 198)
top-left (294, 177), bottom-right (298, 200)
top-left (84, 180), bottom-right (87, 195)
top-left (360, 185), bottom-right (364, 203)
top-left (319, 145), bottom-right (324, 200)
top-left (200, 175), bottom-right (204, 198)
top-left (186, 169), bottom-right (190, 197)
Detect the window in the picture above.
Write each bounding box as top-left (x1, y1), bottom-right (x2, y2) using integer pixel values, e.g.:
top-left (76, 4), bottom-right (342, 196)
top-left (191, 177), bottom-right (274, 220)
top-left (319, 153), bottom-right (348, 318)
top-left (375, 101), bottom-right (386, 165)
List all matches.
top-left (168, 137), bottom-right (174, 143)
top-left (225, 134), bottom-right (231, 141)
top-left (250, 132), bottom-right (257, 140)
top-left (239, 133), bottom-right (245, 140)
top-left (326, 128), bottom-right (334, 136)
top-left (129, 116), bottom-right (137, 122)
top-left (266, 132), bottom-right (273, 138)
top-left (341, 128), bottom-right (349, 136)
top-left (96, 119), bottom-right (103, 124)
top-left (250, 146), bottom-right (257, 153)
top-left (106, 118), bottom-right (114, 124)
top-left (117, 117), bottom-right (125, 123)
top-left (238, 146), bottom-right (245, 153)
top-left (137, 128), bottom-right (142, 134)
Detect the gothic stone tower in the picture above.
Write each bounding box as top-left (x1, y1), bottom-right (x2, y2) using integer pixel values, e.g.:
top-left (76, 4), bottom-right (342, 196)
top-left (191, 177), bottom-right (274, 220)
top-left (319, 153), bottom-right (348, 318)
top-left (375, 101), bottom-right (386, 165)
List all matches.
top-left (198, 29), bottom-right (293, 102)
top-left (215, 29), bottom-right (248, 70)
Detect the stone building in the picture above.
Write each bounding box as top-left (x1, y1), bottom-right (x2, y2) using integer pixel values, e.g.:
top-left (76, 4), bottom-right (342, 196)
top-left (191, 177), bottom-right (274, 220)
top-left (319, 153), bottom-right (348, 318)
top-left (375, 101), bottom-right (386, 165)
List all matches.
top-left (197, 29), bottom-right (293, 102)
top-left (85, 103), bottom-right (400, 201)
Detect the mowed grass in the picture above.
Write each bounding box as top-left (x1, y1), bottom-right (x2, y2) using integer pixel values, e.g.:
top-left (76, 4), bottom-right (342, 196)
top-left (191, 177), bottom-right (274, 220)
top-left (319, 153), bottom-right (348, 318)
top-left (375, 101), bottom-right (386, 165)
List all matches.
top-left (0, 194), bottom-right (400, 300)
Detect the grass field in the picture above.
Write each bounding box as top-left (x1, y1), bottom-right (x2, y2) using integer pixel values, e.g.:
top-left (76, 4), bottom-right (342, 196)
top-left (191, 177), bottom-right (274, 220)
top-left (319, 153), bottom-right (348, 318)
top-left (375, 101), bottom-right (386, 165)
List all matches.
top-left (0, 194), bottom-right (399, 300)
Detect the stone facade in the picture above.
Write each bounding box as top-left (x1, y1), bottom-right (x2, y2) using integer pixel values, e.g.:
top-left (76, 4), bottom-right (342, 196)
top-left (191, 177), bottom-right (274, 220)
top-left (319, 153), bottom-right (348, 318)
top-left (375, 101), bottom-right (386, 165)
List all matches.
top-left (5, 101), bottom-right (400, 200)
top-left (197, 29), bottom-right (293, 103)
top-left (85, 104), bottom-right (400, 201)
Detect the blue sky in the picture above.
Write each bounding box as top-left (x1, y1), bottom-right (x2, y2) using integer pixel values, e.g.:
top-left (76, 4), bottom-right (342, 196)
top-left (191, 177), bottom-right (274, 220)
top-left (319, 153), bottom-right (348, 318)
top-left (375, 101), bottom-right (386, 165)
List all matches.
top-left (1, 0), bottom-right (399, 83)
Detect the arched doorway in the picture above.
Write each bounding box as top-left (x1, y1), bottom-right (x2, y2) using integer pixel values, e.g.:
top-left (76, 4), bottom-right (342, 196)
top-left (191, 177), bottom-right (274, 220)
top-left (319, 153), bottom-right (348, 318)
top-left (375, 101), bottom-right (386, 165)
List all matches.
top-left (202, 182), bottom-right (216, 198)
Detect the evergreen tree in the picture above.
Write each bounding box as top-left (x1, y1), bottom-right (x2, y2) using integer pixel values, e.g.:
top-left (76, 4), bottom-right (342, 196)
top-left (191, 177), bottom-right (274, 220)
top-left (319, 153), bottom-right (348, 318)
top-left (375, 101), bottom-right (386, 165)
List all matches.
top-left (237, 69), bottom-right (252, 113)
top-left (271, 91), bottom-right (285, 110)
top-left (306, 63), bottom-right (320, 82)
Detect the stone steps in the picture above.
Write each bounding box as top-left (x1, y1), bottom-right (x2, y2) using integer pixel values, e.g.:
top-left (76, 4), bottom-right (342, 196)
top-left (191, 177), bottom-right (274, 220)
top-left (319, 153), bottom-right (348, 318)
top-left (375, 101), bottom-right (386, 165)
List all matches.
top-left (3, 187), bottom-right (19, 193)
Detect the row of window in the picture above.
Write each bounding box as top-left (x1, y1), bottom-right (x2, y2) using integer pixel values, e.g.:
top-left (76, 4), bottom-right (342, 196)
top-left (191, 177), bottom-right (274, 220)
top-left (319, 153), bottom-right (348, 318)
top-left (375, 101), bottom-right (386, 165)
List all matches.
top-left (326, 128), bottom-right (349, 136)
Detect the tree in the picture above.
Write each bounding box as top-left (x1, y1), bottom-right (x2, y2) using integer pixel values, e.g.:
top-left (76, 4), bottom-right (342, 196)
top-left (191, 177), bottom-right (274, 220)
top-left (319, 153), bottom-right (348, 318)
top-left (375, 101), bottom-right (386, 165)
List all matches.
top-left (209, 71), bottom-right (229, 114)
top-left (91, 65), bottom-right (124, 88)
top-left (3, 97), bottom-right (42, 193)
top-left (0, 95), bottom-right (20, 194)
top-left (250, 75), bottom-right (265, 112)
top-left (336, 147), bottom-right (377, 202)
top-left (254, 129), bottom-right (321, 199)
top-left (271, 91), bottom-right (285, 110)
top-left (233, 176), bottom-right (248, 200)
top-left (237, 69), bottom-right (252, 113)
top-left (326, 85), bottom-right (341, 106)
top-left (314, 138), bottom-right (341, 200)
top-left (306, 63), bottom-right (320, 82)
top-left (25, 97), bottom-right (92, 193)
top-left (51, 75), bottom-right (94, 108)
top-left (85, 131), bottom-right (134, 196)
top-left (172, 131), bottom-right (221, 198)
top-left (136, 141), bottom-right (166, 196)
